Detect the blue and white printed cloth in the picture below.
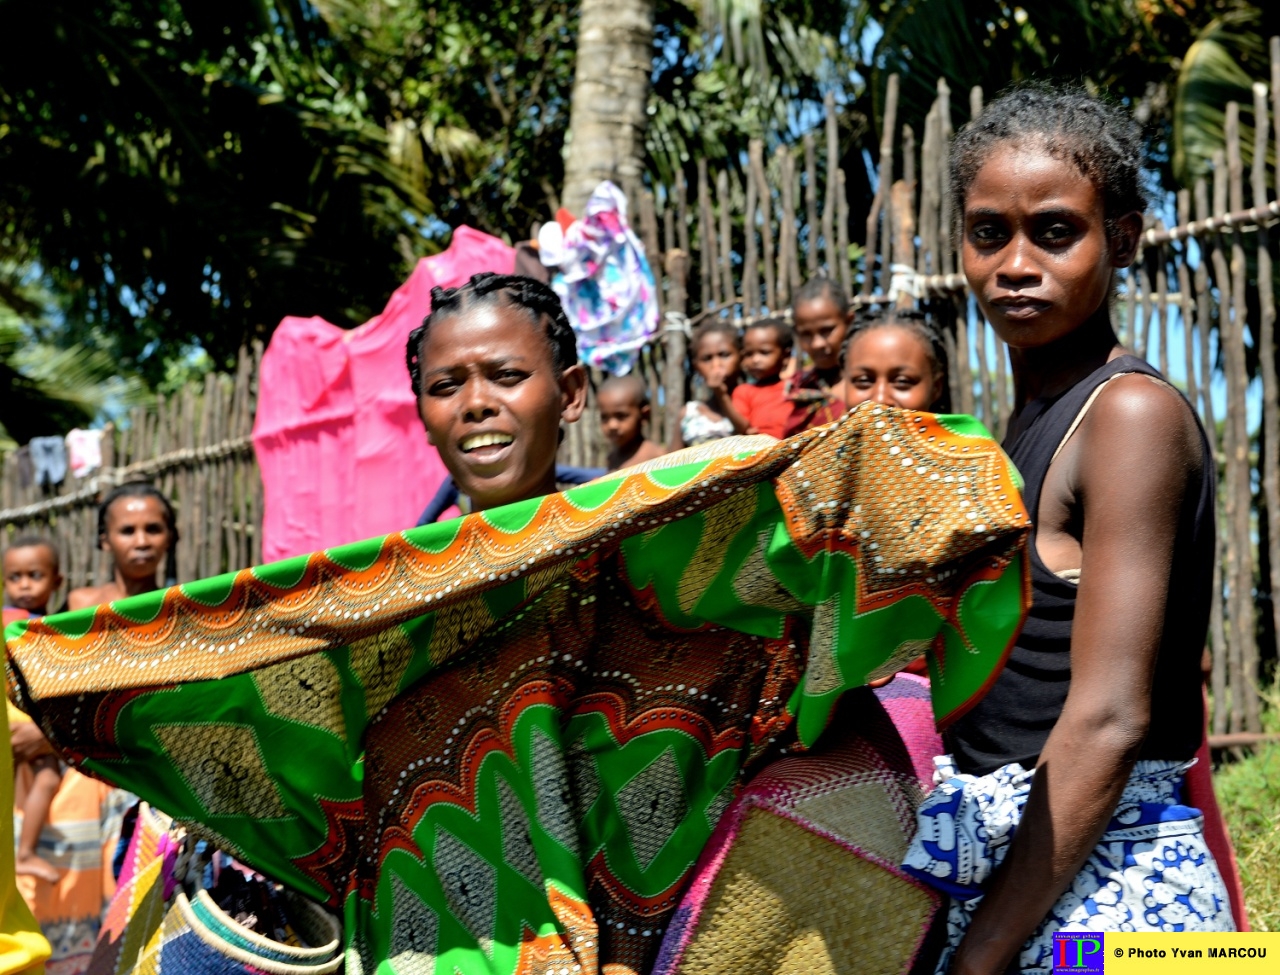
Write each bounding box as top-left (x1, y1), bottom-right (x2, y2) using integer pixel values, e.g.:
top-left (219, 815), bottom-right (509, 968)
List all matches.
top-left (902, 756), bottom-right (1235, 974)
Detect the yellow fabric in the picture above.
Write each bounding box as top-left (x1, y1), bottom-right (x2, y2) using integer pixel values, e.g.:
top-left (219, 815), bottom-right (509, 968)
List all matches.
top-left (0, 703), bottom-right (51, 974)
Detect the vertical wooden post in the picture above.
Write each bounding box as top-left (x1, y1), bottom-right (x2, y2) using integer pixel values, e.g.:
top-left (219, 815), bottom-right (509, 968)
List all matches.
top-left (863, 73), bottom-right (899, 298)
top-left (804, 132), bottom-right (819, 277)
top-left (836, 170), bottom-right (852, 296)
top-left (743, 161), bottom-right (760, 316)
top-left (1154, 232), bottom-right (1169, 379)
top-left (717, 169), bottom-right (734, 311)
top-left (823, 91), bottom-right (839, 276)
top-left (750, 140), bottom-right (775, 312)
top-left (779, 146), bottom-right (799, 304)
top-left (1196, 179), bottom-right (1229, 735)
top-left (664, 249), bottom-right (690, 452)
top-left (698, 159), bottom-right (718, 309)
top-left (1255, 75), bottom-right (1280, 710)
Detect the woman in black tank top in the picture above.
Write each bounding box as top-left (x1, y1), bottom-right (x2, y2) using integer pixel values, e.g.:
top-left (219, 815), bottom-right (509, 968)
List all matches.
top-left (900, 88), bottom-right (1235, 975)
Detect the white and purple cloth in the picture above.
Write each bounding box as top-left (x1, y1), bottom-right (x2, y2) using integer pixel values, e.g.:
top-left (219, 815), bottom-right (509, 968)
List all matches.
top-left (902, 755), bottom-right (1235, 974)
top-left (539, 181), bottom-right (658, 375)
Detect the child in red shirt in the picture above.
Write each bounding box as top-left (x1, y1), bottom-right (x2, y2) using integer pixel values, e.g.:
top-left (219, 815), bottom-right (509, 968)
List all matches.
top-left (729, 319), bottom-right (794, 438)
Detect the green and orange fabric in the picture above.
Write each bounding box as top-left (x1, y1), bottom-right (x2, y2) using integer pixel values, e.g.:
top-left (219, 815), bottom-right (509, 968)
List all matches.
top-left (5, 406), bottom-right (1029, 975)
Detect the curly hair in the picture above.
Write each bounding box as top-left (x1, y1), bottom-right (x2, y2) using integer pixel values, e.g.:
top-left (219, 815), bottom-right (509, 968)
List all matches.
top-left (792, 276), bottom-right (851, 317)
top-left (842, 307), bottom-right (951, 412)
top-left (951, 84), bottom-right (1146, 242)
top-left (744, 317), bottom-right (795, 354)
top-left (405, 273), bottom-right (578, 397)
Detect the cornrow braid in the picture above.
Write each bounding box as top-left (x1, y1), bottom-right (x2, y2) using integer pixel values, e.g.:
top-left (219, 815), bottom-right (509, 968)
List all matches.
top-left (951, 83), bottom-right (1146, 244)
top-left (405, 273), bottom-right (578, 397)
top-left (842, 307), bottom-right (951, 412)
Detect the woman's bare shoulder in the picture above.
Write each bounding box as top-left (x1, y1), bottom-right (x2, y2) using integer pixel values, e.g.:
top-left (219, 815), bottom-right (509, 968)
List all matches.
top-left (66, 586), bottom-right (109, 611)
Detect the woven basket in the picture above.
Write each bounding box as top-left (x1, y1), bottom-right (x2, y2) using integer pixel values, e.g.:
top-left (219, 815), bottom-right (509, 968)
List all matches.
top-left (652, 679), bottom-right (942, 975)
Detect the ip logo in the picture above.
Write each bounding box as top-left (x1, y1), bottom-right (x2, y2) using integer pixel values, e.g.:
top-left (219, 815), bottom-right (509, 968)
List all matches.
top-left (1053, 932), bottom-right (1105, 973)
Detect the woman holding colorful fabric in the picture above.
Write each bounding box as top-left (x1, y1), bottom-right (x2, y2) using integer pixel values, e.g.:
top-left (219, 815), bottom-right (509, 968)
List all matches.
top-left (6, 274), bottom-right (1031, 975)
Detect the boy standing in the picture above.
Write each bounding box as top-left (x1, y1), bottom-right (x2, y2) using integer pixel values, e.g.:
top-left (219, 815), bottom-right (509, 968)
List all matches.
top-left (597, 374), bottom-right (665, 471)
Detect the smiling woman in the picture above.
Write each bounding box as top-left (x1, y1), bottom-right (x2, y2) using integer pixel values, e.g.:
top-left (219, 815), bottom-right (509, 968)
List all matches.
top-left (405, 274), bottom-right (588, 512)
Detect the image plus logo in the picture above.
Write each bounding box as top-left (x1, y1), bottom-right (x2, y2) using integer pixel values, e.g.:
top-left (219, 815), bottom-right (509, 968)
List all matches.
top-left (1053, 932), bottom-right (1105, 973)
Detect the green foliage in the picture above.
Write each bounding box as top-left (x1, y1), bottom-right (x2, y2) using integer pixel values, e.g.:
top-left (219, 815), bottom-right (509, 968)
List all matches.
top-left (0, 0), bottom-right (430, 384)
top-left (1216, 681), bottom-right (1280, 931)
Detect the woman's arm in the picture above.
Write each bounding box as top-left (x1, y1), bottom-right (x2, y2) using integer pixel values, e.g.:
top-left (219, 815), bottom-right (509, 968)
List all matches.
top-left (950, 377), bottom-right (1204, 975)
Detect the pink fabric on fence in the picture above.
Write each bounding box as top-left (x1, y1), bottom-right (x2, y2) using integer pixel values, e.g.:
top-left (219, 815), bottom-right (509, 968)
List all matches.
top-left (253, 226), bottom-right (516, 561)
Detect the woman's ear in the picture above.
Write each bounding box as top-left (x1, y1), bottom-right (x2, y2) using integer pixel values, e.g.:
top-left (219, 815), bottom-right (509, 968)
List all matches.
top-left (559, 364), bottom-right (589, 424)
top-left (931, 372), bottom-right (946, 411)
top-left (1110, 211), bottom-right (1144, 268)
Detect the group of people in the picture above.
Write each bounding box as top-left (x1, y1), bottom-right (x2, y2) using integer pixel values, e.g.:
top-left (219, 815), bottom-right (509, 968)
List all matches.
top-left (0, 85), bottom-right (1244, 975)
top-left (598, 279), bottom-right (949, 475)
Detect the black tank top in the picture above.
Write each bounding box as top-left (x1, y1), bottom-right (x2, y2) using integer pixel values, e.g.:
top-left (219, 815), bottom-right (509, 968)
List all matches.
top-left (945, 355), bottom-right (1213, 775)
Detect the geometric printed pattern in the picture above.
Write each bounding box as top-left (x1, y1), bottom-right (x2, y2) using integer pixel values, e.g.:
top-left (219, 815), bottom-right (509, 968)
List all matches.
top-left (6, 406), bottom-right (1033, 975)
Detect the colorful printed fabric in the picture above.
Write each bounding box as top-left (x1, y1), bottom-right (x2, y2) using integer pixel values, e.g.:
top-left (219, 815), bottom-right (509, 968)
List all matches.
top-left (651, 677), bottom-right (944, 975)
top-left (539, 181), bottom-right (658, 376)
top-left (6, 407), bottom-right (1030, 975)
top-left (782, 371), bottom-right (848, 438)
top-left (0, 701), bottom-right (51, 975)
top-left (902, 756), bottom-right (1236, 974)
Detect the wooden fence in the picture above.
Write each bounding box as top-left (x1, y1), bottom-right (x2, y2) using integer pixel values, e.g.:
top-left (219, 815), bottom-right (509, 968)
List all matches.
top-left (5, 50), bottom-right (1280, 735)
top-left (632, 46), bottom-right (1280, 736)
top-left (0, 344), bottom-right (262, 610)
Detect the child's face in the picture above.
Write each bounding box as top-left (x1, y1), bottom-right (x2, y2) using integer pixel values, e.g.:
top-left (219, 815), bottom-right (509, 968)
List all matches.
top-left (417, 302), bottom-right (587, 510)
top-left (962, 144), bottom-right (1140, 350)
top-left (103, 497), bottom-right (172, 583)
top-left (844, 327), bottom-right (942, 412)
top-left (741, 327), bottom-right (788, 382)
top-left (597, 389), bottom-right (647, 449)
top-left (793, 298), bottom-right (850, 371)
top-left (3, 546), bottom-right (61, 612)
top-left (693, 333), bottom-right (740, 388)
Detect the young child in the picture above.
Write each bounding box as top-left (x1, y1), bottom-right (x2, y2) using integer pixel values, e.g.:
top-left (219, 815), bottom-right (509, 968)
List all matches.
top-left (842, 310), bottom-right (947, 414)
top-left (406, 273), bottom-right (587, 511)
top-left (67, 482), bottom-right (179, 611)
top-left (784, 277), bottom-right (852, 436)
top-left (680, 321), bottom-right (743, 447)
top-left (597, 374), bottom-right (665, 471)
top-left (730, 319), bottom-right (794, 438)
top-left (902, 87), bottom-right (1235, 973)
top-left (3, 536), bottom-right (64, 883)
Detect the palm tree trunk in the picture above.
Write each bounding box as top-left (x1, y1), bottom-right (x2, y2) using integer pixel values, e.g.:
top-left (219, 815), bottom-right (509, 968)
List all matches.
top-left (561, 0), bottom-right (655, 215)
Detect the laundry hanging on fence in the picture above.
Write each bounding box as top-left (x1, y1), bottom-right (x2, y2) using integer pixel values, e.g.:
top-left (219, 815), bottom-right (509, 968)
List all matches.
top-left (66, 428), bottom-right (103, 479)
top-left (28, 436), bottom-right (67, 489)
top-left (253, 226), bottom-right (516, 562)
top-left (539, 181), bottom-right (659, 376)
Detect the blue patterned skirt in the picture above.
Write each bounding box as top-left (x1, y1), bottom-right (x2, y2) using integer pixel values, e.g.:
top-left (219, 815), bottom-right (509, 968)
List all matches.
top-left (902, 757), bottom-right (1236, 974)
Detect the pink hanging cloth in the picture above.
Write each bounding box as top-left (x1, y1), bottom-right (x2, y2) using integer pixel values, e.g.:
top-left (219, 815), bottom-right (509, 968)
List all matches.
top-left (253, 226), bottom-right (516, 561)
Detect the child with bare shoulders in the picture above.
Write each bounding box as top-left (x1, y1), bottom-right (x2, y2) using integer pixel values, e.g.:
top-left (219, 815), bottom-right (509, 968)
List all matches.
top-left (784, 278), bottom-right (853, 436)
top-left (405, 274), bottom-right (587, 510)
top-left (901, 86), bottom-right (1234, 974)
top-left (679, 321), bottom-right (745, 447)
top-left (67, 483), bottom-right (178, 611)
top-left (597, 375), bottom-right (664, 472)
top-left (730, 319), bottom-right (794, 438)
top-left (3, 536), bottom-right (64, 883)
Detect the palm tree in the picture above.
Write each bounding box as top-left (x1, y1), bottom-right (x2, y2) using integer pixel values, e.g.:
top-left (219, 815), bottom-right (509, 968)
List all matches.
top-left (561, 0), bottom-right (657, 213)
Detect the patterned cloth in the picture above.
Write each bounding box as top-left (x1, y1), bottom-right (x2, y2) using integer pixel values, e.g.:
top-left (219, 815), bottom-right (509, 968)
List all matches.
top-left (539, 181), bottom-right (659, 375)
top-left (782, 371), bottom-right (847, 437)
top-left (902, 756), bottom-right (1236, 974)
top-left (7, 408), bottom-right (1031, 975)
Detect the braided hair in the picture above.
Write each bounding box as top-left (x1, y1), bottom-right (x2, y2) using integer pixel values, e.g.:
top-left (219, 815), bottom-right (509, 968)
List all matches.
top-left (950, 84), bottom-right (1146, 244)
top-left (689, 318), bottom-right (741, 355)
top-left (842, 307), bottom-right (951, 412)
top-left (405, 273), bottom-right (578, 397)
top-left (97, 481), bottom-right (180, 585)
